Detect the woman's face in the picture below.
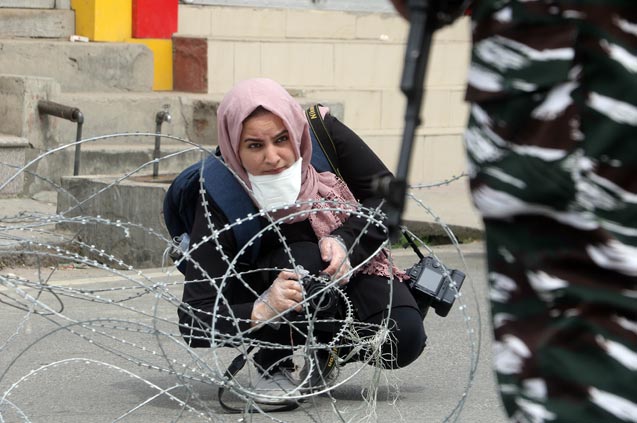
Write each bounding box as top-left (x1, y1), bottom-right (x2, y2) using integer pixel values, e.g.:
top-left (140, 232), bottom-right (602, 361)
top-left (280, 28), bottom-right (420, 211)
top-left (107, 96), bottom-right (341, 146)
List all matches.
top-left (238, 111), bottom-right (297, 176)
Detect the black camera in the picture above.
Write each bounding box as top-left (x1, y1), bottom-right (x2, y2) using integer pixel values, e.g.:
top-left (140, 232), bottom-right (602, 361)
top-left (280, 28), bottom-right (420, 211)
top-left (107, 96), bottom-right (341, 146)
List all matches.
top-left (301, 273), bottom-right (339, 319)
top-left (406, 255), bottom-right (465, 317)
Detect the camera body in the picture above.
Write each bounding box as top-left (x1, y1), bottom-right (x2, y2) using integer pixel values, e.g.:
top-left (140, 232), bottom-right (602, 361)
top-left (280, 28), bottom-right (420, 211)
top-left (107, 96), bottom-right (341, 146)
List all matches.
top-left (301, 273), bottom-right (339, 319)
top-left (406, 255), bottom-right (465, 317)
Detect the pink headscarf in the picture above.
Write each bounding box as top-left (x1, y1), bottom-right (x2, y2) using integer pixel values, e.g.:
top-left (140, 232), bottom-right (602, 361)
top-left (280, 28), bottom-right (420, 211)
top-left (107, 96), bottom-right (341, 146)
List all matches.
top-left (217, 78), bottom-right (310, 189)
top-left (217, 78), bottom-right (355, 229)
top-left (217, 78), bottom-right (407, 280)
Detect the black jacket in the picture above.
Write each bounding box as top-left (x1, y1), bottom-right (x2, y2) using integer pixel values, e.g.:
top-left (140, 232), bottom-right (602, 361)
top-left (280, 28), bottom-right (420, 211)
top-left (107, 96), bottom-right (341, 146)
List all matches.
top-left (178, 114), bottom-right (414, 347)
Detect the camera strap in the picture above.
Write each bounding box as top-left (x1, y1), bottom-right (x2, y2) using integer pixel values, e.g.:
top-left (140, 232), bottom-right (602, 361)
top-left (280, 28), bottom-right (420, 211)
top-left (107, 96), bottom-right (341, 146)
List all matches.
top-left (401, 227), bottom-right (425, 260)
top-left (305, 104), bottom-right (342, 179)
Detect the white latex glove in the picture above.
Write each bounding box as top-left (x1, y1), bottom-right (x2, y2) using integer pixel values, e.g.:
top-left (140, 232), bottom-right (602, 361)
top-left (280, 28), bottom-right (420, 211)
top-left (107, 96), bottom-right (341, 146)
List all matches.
top-left (251, 270), bottom-right (303, 326)
top-left (319, 235), bottom-right (351, 285)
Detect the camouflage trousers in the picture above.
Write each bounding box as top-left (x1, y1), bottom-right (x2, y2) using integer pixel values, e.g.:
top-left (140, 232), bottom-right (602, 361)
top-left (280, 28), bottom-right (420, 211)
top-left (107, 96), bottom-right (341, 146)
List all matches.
top-left (464, 1), bottom-right (637, 422)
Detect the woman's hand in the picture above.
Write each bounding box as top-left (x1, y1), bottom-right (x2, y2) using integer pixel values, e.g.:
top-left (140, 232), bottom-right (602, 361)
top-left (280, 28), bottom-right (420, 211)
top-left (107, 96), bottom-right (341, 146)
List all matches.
top-left (319, 236), bottom-right (351, 285)
top-left (251, 270), bottom-right (303, 325)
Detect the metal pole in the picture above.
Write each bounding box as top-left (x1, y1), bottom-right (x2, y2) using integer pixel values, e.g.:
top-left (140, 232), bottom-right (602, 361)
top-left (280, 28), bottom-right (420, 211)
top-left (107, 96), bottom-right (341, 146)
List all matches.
top-left (375, 0), bottom-right (433, 239)
top-left (153, 106), bottom-right (171, 178)
top-left (73, 115), bottom-right (84, 176)
top-left (396, 0), bottom-right (432, 180)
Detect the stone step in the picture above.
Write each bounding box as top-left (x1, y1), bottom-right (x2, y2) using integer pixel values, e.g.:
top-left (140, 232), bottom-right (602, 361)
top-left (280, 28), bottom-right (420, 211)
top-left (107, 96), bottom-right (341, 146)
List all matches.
top-left (0, 39), bottom-right (154, 93)
top-left (22, 137), bottom-right (206, 195)
top-left (0, 134), bottom-right (29, 147)
top-left (39, 92), bottom-right (218, 180)
top-left (0, 0), bottom-right (55, 8)
top-left (58, 174), bottom-right (171, 269)
top-left (0, 8), bottom-right (74, 38)
top-left (75, 142), bottom-right (206, 179)
top-left (53, 91), bottom-right (220, 146)
top-left (0, 134), bottom-right (29, 196)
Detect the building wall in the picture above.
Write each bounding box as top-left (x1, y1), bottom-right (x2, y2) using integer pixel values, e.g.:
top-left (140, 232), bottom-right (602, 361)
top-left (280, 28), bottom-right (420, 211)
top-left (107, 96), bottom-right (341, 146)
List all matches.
top-left (182, 0), bottom-right (395, 13)
top-left (177, 5), bottom-right (475, 224)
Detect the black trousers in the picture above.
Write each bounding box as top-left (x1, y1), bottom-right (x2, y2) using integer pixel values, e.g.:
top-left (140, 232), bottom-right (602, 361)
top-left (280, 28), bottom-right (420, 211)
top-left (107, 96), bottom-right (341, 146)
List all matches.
top-left (253, 241), bottom-right (427, 372)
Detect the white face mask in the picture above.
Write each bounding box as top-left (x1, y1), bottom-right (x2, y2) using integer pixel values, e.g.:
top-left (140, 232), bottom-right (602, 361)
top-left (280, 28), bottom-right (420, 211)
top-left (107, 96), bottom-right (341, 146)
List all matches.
top-left (247, 158), bottom-right (302, 210)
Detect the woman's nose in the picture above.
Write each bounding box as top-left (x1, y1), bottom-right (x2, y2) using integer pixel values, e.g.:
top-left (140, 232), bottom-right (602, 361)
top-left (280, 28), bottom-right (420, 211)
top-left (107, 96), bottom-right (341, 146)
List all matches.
top-left (263, 145), bottom-right (280, 165)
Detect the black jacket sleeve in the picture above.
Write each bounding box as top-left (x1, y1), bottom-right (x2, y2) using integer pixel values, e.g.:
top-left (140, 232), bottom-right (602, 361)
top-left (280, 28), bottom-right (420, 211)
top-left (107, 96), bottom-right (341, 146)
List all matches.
top-left (322, 114), bottom-right (394, 268)
top-left (177, 194), bottom-right (259, 348)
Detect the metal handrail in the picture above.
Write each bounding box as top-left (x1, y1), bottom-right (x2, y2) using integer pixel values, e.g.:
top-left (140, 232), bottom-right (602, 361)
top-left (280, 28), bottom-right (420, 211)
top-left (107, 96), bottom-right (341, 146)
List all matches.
top-left (38, 101), bottom-right (173, 178)
top-left (38, 100), bottom-right (84, 176)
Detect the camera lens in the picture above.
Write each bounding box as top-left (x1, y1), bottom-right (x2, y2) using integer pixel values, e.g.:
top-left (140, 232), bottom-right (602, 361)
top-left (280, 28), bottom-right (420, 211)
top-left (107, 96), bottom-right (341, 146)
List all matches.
top-left (303, 275), bottom-right (338, 316)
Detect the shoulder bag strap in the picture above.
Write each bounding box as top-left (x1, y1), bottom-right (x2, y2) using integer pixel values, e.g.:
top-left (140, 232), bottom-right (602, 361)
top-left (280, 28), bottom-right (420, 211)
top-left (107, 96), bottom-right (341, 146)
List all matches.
top-left (305, 104), bottom-right (342, 179)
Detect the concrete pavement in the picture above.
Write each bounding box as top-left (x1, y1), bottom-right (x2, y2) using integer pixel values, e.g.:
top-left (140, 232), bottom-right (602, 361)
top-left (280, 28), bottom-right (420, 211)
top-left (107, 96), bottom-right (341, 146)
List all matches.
top-left (0, 239), bottom-right (507, 423)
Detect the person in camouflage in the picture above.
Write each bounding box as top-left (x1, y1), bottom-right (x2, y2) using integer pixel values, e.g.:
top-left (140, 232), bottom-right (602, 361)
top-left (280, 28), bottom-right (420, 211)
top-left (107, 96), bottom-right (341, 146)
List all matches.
top-left (464, 1), bottom-right (637, 422)
top-left (392, 0), bottom-right (637, 421)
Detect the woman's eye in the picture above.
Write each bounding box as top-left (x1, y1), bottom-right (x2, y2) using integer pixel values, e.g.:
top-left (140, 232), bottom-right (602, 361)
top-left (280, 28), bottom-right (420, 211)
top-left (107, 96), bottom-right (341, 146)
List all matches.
top-left (275, 135), bottom-right (289, 143)
top-left (247, 142), bottom-right (261, 149)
